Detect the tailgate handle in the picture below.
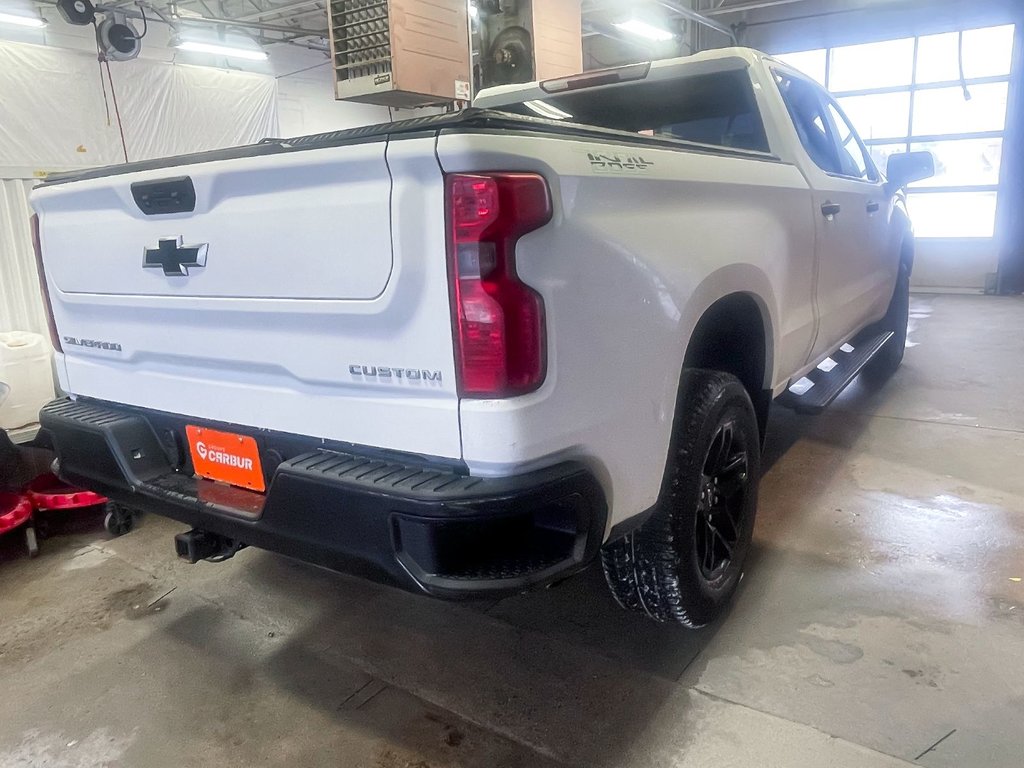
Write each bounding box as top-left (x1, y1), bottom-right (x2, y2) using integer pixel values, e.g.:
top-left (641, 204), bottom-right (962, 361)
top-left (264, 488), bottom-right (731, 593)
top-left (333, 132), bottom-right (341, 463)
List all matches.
top-left (131, 176), bottom-right (196, 215)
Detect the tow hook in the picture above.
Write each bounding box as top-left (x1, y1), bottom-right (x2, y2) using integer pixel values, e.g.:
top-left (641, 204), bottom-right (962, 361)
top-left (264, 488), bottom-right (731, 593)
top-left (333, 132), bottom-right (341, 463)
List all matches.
top-left (174, 529), bottom-right (245, 563)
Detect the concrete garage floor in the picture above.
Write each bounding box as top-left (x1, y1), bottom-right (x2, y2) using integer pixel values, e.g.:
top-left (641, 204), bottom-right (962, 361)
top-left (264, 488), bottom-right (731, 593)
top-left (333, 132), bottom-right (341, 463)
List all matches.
top-left (1, 293), bottom-right (1022, 768)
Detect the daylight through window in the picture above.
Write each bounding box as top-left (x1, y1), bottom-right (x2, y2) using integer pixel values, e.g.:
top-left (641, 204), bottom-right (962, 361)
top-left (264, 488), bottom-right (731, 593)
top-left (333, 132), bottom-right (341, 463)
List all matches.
top-left (775, 25), bottom-right (1015, 238)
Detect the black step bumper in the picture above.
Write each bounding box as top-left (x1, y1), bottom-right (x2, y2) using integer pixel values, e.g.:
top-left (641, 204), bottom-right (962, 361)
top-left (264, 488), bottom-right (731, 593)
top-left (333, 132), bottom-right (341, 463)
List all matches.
top-left (40, 398), bottom-right (607, 597)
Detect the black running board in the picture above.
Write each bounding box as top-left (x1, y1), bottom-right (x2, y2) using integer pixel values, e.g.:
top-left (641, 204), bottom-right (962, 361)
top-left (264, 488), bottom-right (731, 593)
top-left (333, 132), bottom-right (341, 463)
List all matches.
top-left (779, 330), bottom-right (894, 415)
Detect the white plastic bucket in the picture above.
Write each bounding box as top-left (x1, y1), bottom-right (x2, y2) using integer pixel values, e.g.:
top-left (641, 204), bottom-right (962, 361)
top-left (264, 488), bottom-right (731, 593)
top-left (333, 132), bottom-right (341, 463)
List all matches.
top-left (0, 332), bottom-right (55, 430)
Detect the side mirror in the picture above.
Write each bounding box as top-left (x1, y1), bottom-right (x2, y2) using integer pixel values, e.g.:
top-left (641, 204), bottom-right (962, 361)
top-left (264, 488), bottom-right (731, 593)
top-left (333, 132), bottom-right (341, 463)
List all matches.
top-left (886, 151), bottom-right (935, 195)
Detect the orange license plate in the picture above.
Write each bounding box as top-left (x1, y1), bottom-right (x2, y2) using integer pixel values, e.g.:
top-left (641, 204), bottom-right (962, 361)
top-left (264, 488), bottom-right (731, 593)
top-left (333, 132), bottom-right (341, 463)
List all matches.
top-left (185, 426), bottom-right (266, 493)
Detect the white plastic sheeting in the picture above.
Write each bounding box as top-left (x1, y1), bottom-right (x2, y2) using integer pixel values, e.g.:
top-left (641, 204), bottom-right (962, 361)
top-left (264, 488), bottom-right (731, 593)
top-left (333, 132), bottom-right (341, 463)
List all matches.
top-left (0, 179), bottom-right (48, 338)
top-left (0, 40), bottom-right (278, 338)
top-left (0, 41), bottom-right (278, 169)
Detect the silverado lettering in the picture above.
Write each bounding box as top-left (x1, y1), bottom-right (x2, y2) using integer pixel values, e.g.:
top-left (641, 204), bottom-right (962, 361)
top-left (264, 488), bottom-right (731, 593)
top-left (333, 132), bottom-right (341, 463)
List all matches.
top-left (63, 336), bottom-right (122, 352)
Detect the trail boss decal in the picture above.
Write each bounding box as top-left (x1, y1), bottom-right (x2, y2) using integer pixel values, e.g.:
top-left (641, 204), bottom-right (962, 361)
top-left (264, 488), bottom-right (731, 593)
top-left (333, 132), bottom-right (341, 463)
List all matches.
top-left (586, 151), bottom-right (655, 174)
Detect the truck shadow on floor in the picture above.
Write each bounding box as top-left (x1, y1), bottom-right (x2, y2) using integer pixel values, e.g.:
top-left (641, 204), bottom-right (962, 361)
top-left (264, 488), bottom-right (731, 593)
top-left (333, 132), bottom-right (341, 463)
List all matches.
top-left (157, 603), bottom-right (566, 767)
top-left (172, 560), bottom-right (707, 767)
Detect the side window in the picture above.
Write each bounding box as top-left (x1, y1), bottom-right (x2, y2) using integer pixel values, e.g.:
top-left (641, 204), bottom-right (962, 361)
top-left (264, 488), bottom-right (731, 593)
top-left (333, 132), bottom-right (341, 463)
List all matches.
top-left (774, 72), bottom-right (842, 175)
top-left (823, 101), bottom-right (877, 181)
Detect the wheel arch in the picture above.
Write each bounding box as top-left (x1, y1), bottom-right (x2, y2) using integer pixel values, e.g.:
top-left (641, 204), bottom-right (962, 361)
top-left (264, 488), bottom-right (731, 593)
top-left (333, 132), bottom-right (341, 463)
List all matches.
top-left (683, 290), bottom-right (775, 437)
top-left (892, 196), bottom-right (915, 274)
top-left (900, 232), bottom-right (915, 275)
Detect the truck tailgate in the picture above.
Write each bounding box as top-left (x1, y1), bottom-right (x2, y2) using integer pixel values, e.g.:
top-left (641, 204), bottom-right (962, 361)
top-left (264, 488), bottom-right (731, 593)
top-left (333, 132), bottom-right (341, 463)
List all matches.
top-left (32, 138), bottom-right (462, 459)
top-left (38, 144), bottom-right (394, 298)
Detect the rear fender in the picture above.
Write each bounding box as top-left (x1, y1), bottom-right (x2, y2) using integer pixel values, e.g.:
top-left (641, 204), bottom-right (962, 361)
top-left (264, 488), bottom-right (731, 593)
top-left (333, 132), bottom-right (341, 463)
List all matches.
top-left (679, 265), bottom-right (778, 391)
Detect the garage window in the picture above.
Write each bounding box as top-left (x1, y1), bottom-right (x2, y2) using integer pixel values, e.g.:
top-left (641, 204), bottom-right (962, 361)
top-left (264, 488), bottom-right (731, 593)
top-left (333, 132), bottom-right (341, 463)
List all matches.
top-left (774, 24), bottom-right (1016, 238)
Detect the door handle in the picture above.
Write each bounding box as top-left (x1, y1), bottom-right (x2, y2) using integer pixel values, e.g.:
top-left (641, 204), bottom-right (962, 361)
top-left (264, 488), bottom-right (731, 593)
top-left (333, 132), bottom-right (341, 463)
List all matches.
top-left (131, 177), bottom-right (196, 215)
top-left (866, 201), bottom-right (880, 213)
top-left (821, 202), bottom-right (841, 218)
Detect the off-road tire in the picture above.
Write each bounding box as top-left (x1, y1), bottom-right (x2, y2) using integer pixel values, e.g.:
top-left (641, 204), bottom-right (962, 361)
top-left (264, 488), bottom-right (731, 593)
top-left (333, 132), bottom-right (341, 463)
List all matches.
top-left (601, 369), bottom-right (761, 627)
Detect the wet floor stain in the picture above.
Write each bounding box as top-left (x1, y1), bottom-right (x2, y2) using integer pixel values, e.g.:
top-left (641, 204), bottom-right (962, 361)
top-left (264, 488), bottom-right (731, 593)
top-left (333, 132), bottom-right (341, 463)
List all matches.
top-left (60, 545), bottom-right (114, 571)
top-left (800, 635), bottom-right (864, 664)
top-left (986, 595), bottom-right (1023, 626)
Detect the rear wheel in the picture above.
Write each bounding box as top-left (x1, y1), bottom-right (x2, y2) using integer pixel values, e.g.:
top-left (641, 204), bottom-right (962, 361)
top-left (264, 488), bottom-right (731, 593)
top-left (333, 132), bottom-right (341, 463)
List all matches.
top-left (601, 369), bottom-right (760, 627)
top-left (863, 264), bottom-right (910, 381)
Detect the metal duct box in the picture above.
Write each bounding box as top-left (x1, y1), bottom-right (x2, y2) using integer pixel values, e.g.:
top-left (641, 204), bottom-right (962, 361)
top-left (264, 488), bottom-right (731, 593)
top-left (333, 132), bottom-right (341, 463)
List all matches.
top-left (329, 0), bottom-right (471, 107)
top-left (476, 0), bottom-right (582, 90)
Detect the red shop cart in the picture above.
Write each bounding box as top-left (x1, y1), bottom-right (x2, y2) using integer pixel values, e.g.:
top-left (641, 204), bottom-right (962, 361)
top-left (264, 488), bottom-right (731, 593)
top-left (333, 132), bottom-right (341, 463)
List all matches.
top-left (26, 473), bottom-right (136, 544)
top-left (0, 491), bottom-right (37, 557)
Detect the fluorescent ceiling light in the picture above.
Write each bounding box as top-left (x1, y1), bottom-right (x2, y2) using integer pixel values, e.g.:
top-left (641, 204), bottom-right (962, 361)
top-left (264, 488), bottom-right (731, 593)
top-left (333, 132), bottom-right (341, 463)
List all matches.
top-left (175, 40), bottom-right (268, 61)
top-left (614, 19), bottom-right (673, 42)
top-left (469, 3), bottom-right (478, 18)
top-left (0, 11), bottom-right (46, 27)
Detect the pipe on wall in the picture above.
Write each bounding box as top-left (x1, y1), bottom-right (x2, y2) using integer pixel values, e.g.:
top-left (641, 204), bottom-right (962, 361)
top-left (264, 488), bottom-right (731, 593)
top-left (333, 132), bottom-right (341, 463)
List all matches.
top-left (997, 21), bottom-right (1024, 294)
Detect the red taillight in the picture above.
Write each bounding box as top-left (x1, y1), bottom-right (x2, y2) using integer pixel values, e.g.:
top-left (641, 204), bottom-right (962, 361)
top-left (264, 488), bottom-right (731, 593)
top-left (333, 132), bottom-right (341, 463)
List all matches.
top-left (31, 214), bottom-right (62, 353)
top-left (446, 173), bottom-right (551, 397)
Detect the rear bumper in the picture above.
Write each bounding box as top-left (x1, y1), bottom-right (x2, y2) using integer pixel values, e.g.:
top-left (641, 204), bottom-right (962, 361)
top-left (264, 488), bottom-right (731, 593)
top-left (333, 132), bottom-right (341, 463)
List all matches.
top-left (39, 398), bottom-right (607, 598)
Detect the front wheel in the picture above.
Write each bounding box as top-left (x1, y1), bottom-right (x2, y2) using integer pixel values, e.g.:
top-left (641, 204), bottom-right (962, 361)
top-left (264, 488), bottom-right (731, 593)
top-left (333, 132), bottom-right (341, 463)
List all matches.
top-left (601, 369), bottom-right (761, 627)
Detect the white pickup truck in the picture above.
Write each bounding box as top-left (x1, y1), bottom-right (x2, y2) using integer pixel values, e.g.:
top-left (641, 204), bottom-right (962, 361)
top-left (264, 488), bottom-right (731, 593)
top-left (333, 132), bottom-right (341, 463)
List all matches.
top-left (32, 47), bottom-right (933, 626)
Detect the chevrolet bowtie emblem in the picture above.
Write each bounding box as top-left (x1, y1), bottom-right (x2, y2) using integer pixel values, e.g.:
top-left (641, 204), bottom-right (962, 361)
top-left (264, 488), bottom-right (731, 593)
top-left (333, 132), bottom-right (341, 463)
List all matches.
top-left (143, 237), bottom-right (208, 277)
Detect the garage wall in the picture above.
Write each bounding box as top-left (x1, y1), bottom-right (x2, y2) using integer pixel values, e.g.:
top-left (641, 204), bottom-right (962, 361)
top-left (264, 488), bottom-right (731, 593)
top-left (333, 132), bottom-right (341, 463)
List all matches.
top-left (0, 41), bottom-right (277, 172)
top-left (272, 46), bottom-right (393, 136)
top-left (0, 179), bottom-right (48, 338)
top-left (733, 0), bottom-right (1021, 52)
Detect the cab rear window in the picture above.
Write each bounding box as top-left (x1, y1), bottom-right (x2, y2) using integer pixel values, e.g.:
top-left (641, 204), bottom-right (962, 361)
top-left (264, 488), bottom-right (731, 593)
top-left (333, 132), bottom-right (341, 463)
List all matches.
top-left (501, 69), bottom-right (770, 153)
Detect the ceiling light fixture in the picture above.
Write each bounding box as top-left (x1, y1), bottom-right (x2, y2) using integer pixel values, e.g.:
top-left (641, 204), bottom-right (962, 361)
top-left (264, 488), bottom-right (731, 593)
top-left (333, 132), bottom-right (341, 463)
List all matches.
top-left (0, 10), bottom-right (47, 27)
top-left (174, 39), bottom-right (268, 61)
top-left (614, 19), bottom-right (674, 42)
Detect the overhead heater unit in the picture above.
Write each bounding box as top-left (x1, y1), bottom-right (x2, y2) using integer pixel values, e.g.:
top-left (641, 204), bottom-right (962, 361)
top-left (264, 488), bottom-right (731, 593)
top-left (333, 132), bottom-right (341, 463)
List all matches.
top-left (328, 0), bottom-right (472, 107)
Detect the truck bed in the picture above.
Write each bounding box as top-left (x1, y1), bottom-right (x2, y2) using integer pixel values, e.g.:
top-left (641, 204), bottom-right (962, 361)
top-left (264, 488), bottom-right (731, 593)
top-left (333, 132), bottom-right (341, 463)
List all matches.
top-left (41, 108), bottom-right (779, 188)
